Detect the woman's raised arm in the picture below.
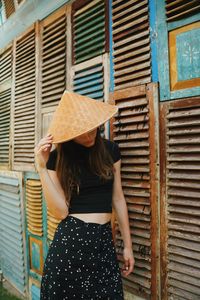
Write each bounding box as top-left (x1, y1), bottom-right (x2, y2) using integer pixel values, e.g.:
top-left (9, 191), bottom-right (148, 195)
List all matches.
top-left (34, 134), bottom-right (68, 220)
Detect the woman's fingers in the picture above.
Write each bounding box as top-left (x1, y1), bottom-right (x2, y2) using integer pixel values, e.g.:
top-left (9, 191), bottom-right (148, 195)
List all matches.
top-left (35, 135), bottom-right (53, 151)
top-left (122, 258), bottom-right (135, 277)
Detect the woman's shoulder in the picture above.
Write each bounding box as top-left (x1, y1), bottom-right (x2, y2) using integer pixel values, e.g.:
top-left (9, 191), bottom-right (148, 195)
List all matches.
top-left (103, 138), bottom-right (121, 163)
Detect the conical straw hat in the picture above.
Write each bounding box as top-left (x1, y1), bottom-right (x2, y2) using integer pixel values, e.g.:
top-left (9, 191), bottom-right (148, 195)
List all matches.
top-left (47, 90), bottom-right (118, 144)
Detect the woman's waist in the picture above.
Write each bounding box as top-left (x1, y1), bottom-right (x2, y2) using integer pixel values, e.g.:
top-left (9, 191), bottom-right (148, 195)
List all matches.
top-left (68, 212), bottom-right (112, 224)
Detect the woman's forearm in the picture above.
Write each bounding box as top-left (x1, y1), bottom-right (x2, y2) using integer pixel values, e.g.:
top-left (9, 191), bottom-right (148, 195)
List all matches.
top-left (113, 198), bottom-right (132, 249)
top-left (38, 168), bottom-right (68, 220)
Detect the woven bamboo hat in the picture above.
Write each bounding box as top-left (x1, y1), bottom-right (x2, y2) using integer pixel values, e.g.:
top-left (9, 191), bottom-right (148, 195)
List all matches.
top-left (47, 90), bottom-right (118, 144)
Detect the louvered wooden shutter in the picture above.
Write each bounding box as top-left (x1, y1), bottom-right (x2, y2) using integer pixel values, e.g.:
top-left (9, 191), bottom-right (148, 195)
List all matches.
top-left (112, 0), bottom-right (151, 90)
top-left (47, 209), bottom-right (60, 241)
top-left (0, 172), bottom-right (26, 294)
top-left (160, 97), bottom-right (200, 300)
top-left (72, 0), bottom-right (108, 64)
top-left (41, 6), bottom-right (67, 108)
top-left (72, 54), bottom-right (110, 137)
top-left (0, 47), bottom-right (12, 168)
top-left (14, 26), bottom-right (36, 171)
top-left (26, 179), bottom-right (43, 236)
top-left (73, 59), bottom-right (104, 100)
top-left (165, 0), bottom-right (200, 22)
top-left (3, 0), bottom-right (15, 18)
top-left (110, 84), bottom-right (159, 299)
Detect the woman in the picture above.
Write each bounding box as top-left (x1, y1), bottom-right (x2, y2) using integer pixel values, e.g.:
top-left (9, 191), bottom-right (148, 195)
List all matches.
top-left (35, 91), bottom-right (134, 299)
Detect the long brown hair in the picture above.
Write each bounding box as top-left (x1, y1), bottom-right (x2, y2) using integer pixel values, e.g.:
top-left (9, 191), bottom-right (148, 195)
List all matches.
top-left (55, 127), bottom-right (114, 205)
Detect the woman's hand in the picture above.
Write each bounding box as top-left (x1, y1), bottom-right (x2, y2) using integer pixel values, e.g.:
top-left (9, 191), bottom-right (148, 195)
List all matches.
top-left (34, 133), bottom-right (53, 172)
top-left (122, 247), bottom-right (135, 277)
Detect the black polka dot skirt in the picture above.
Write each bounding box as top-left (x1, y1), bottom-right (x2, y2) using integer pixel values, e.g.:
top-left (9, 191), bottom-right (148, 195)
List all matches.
top-left (40, 215), bottom-right (124, 299)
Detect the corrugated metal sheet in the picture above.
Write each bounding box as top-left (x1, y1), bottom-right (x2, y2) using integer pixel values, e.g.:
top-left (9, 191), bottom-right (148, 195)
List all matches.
top-left (25, 179), bottom-right (43, 236)
top-left (112, 0), bottom-right (151, 90)
top-left (14, 26), bottom-right (36, 170)
top-left (110, 83), bottom-right (159, 299)
top-left (160, 97), bottom-right (200, 300)
top-left (72, 0), bottom-right (108, 64)
top-left (0, 172), bottom-right (26, 294)
top-left (41, 6), bottom-right (67, 107)
top-left (165, 0), bottom-right (200, 22)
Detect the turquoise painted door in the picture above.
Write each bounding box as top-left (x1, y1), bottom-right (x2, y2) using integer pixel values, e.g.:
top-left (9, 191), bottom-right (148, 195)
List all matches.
top-left (0, 172), bottom-right (27, 295)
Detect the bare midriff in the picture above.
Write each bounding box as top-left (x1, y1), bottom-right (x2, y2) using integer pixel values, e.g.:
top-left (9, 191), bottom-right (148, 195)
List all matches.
top-left (68, 213), bottom-right (112, 224)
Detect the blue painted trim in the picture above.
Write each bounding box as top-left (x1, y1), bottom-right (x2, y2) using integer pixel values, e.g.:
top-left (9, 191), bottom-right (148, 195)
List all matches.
top-left (108, 0), bottom-right (114, 139)
top-left (168, 86), bottom-right (200, 100)
top-left (157, 0), bottom-right (170, 100)
top-left (109, 0), bottom-right (114, 94)
top-left (156, 0), bottom-right (200, 101)
top-left (149, 0), bottom-right (158, 82)
top-left (168, 13), bottom-right (200, 31)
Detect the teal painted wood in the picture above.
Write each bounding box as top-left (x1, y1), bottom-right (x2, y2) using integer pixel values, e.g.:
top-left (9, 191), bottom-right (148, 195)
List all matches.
top-left (31, 284), bottom-right (40, 300)
top-left (157, 0), bottom-right (200, 101)
top-left (73, 64), bottom-right (104, 100)
top-left (176, 28), bottom-right (200, 81)
top-left (24, 171), bottom-right (48, 287)
top-left (0, 173), bottom-right (26, 293)
top-left (109, 0), bottom-right (114, 93)
top-left (168, 13), bottom-right (200, 31)
top-left (73, 1), bottom-right (106, 64)
top-left (149, 0), bottom-right (158, 82)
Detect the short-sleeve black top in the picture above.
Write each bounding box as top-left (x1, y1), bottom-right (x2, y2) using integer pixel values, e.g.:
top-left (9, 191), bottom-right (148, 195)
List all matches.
top-left (46, 138), bottom-right (121, 213)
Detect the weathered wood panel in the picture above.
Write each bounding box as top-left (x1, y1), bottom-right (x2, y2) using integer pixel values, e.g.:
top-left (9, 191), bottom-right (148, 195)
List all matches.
top-left (25, 179), bottom-right (43, 237)
top-left (72, 54), bottom-right (110, 138)
top-left (157, 0), bottom-right (200, 101)
top-left (160, 97), bottom-right (200, 300)
top-left (40, 5), bottom-right (67, 108)
top-left (72, 0), bottom-right (108, 64)
top-left (112, 0), bottom-right (151, 90)
top-left (3, 0), bottom-right (15, 18)
top-left (0, 46), bottom-right (12, 169)
top-left (166, 0), bottom-right (200, 22)
top-left (110, 83), bottom-right (159, 299)
top-left (13, 25), bottom-right (36, 171)
top-left (0, 171), bottom-right (27, 294)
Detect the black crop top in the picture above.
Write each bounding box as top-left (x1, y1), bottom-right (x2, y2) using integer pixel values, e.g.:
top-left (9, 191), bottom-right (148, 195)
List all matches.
top-left (46, 138), bottom-right (121, 213)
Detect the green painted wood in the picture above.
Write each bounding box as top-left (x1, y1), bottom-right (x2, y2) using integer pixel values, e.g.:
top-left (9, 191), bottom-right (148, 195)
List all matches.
top-left (73, 0), bottom-right (106, 64)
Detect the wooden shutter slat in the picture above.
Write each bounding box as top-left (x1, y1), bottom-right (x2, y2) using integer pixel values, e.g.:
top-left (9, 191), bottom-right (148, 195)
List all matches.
top-left (41, 11), bottom-right (66, 107)
top-left (165, 0), bottom-right (200, 22)
top-left (111, 83), bottom-right (159, 298)
top-left (112, 0), bottom-right (151, 90)
top-left (161, 98), bottom-right (200, 299)
top-left (72, 0), bottom-right (107, 64)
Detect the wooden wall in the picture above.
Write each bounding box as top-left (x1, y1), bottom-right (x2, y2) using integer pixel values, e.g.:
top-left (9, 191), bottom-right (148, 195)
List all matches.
top-left (0, 0), bottom-right (200, 299)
